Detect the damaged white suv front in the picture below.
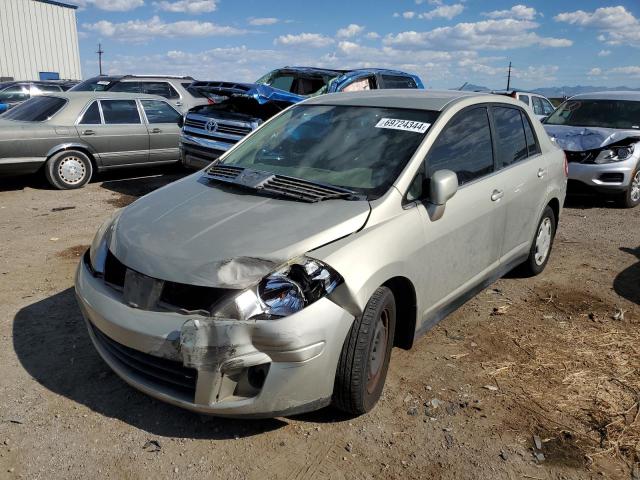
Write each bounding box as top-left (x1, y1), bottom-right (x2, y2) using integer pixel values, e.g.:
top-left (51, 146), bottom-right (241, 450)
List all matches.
top-left (544, 91), bottom-right (640, 208)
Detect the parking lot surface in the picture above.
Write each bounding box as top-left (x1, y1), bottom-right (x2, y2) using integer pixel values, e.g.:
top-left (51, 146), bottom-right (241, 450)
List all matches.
top-left (1, 169), bottom-right (639, 479)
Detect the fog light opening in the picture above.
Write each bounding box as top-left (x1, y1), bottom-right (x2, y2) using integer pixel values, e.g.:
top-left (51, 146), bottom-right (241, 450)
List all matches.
top-left (247, 363), bottom-right (269, 390)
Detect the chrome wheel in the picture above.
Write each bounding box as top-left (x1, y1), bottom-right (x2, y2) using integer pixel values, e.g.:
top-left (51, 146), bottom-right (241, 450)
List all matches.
top-left (534, 217), bottom-right (552, 266)
top-left (366, 309), bottom-right (389, 394)
top-left (58, 156), bottom-right (86, 185)
top-left (631, 170), bottom-right (640, 203)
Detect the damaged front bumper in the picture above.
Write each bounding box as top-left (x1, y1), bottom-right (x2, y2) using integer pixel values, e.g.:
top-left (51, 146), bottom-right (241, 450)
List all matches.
top-left (74, 259), bottom-right (354, 417)
top-left (568, 156), bottom-right (637, 192)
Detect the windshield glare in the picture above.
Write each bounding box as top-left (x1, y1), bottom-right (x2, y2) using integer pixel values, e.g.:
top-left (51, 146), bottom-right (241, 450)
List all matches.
top-left (545, 99), bottom-right (640, 130)
top-left (2, 96), bottom-right (67, 121)
top-left (218, 105), bottom-right (439, 199)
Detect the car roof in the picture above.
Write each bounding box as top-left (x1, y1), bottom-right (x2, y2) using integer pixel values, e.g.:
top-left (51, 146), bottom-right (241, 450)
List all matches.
top-left (303, 89), bottom-right (493, 111)
top-left (48, 91), bottom-right (166, 101)
top-left (568, 91), bottom-right (640, 101)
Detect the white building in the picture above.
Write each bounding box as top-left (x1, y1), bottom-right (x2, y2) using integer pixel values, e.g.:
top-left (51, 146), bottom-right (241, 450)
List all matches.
top-left (0, 0), bottom-right (81, 81)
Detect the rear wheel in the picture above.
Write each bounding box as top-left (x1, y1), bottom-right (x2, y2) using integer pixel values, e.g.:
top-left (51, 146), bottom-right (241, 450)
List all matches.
top-left (519, 205), bottom-right (556, 277)
top-left (45, 150), bottom-right (93, 190)
top-left (616, 168), bottom-right (640, 209)
top-left (333, 286), bottom-right (396, 415)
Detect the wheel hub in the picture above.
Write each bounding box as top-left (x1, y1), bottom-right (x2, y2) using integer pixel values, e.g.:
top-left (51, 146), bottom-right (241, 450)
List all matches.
top-left (534, 217), bottom-right (552, 266)
top-left (631, 171), bottom-right (640, 203)
top-left (58, 157), bottom-right (86, 184)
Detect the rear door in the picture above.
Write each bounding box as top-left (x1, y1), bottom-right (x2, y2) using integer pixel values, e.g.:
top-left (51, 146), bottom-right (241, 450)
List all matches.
top-left (490, 105), bottom-right (548, 263)
top-left (412, 106), bottom-right (506, 320)
top-left (140, 99), bottom-right (182, 162)
top-left (76, 99), bottom-right (149, 166)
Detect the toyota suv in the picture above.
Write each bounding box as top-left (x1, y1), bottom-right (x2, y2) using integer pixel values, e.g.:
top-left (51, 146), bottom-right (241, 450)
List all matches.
top-left (179, 67), bottom-right (424, 169)
top-left (76, 90), bottom-right (566, 418)
top-left (70, 75), bottom-right (209, 113)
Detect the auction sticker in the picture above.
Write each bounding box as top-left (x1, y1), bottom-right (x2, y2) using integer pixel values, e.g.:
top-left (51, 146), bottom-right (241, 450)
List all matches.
top-left (375, 118), bottom-right (430, 133)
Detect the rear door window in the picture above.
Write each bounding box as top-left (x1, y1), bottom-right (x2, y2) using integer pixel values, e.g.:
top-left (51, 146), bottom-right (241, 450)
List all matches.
top-left (141, 82), bottom-right (179, 99)
top-left (532, 96), bottom-right (545, 116)
top-left (427, 106), bottom-right (494, 185)
top-left (100, 100), bottom-right (141, 124)
top-left (492, 106), bottom-right (528, 167)
top-left (518, 94), bottom-right (530, 106)
top-left (0, 85), bottom-right (30, 102)
top-left (78, 101), bottom-right (102, 124)
top-left (381, 75), bottom-right (417, 89)
top-left (141, 100), bottom-right (181, 123)
top-left (110, 82), bottom-right (142, 93)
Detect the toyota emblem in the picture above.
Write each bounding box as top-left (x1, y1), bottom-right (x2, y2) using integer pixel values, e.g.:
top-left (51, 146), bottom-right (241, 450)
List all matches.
top-left (205, 119), bottom-right (218, 133)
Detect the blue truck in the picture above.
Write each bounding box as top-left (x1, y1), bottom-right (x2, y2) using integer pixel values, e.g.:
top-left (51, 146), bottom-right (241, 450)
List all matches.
top-left (180, 67), bottom-right (424, 169)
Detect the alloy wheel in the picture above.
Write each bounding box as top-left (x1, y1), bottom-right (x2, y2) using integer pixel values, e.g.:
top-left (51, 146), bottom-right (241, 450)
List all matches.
top-left (534, 217), bottom-right (552, 266)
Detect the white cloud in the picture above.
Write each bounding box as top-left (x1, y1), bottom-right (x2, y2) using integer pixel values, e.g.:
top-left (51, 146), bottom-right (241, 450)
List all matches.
top-left (597, 49), bottom-right (611, 57)
top-left (483, 5), bottom-right (536, 21)
top-left (336, 24), bottom-right (365, 38)
top-left (365, 31), bottom-right (380, 39)
top-left (610, 66), bottom-right (640, 77)
top-left (588, 67), bottom-right (602, 76)
top-left (152, 0), bottom-right (217, 14)
top-left (247, 17), bottom-right (279, 26)
top-left (554, 6), bottom-right (640, 47)
top-left (384, 18), bottom-right (572, 51)
top-left (82, 16), bottom-right (247, 42)
top-left (69, 0), bottom-right (144, 11)
top-left (274, 33), bottom-right (334, 48)
top-left (402, 11), bottom-right (416, 19)
top-left (420, 4), bottom-right (464, 20)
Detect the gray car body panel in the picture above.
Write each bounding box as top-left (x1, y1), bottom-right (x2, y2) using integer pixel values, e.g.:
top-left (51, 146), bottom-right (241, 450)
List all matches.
top-left (0, 92), bottom-right (182, 175)
top-left (76, 90), bottom-right (567, 417)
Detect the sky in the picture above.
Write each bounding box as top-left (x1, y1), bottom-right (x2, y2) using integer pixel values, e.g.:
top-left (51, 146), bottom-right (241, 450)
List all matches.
top-left (65, 0), bottom-right (640, 89)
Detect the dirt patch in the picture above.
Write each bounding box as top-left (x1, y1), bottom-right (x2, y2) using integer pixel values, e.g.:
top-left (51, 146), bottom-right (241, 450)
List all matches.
top-left (106, 193), bottom-right (137, 208)
top-left (57, 244), bottom-right (90, 259)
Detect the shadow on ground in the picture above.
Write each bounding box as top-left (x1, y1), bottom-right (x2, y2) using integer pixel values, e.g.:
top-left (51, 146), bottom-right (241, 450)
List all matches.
top-left (563, 193), bottom-right (621, 210)
top-left (614, 247), bottom-right (640, 306)
top-left (13, 288), bottom-right (287, 439)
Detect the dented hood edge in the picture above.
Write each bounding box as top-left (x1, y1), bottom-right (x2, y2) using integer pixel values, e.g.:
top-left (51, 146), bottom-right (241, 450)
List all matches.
top-left (544, 124), bottom-right (640, 151)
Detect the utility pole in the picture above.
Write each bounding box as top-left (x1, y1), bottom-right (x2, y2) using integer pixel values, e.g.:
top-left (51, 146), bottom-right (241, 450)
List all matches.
top-left (506, 61), bottom-right (512, 91)
top-left (97, 43), bottom-right (104, 76)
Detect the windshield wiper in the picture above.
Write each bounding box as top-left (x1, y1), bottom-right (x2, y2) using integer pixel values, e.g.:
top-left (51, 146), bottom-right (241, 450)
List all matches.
top-left (203, 165), bottom-right (364, 202)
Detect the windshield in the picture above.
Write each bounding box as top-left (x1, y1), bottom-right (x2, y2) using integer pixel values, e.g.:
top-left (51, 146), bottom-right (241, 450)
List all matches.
top-left (255, 70), bottom-right (339, 96)
top-left (218, 105), bottom-right (439, 199)
top-left (2, 96), bottom-right (67, 121)
top-left (545, 99), bottom-right (640, 130)
top-left (69, 78), bottom-right (116, 92)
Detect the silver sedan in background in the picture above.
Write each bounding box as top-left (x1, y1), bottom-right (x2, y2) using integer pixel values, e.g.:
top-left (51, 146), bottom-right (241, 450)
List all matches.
top-left (0, 92), bottom-right (184, 189)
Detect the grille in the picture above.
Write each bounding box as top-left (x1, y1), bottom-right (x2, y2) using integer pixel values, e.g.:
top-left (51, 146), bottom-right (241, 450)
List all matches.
top-left (185, 117), bottom-right (252, 136)
top-left (91, 324), bottom-right (197, 398)
top-left (104, 250), bottom-right (126, 288)
top-left (565, 150), bottom-right (595, 164)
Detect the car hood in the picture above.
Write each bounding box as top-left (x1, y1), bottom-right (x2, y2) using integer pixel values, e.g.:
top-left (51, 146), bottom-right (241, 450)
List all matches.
top-left (544, 124), bottom-right (640, 151)
top-left (110, 174), bottom-right (371, 289)
top-left (191, 81), bottom-right (305, 106)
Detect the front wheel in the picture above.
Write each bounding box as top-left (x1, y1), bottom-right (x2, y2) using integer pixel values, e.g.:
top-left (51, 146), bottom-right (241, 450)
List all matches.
top-left (616, 168), bottom-right (640, 209)
top-left (45, 150), bottom-right (93, 190)
top-left (333, 286), bottom-right (396, 415)
top-left (520, 205), bottom-right (556, 277)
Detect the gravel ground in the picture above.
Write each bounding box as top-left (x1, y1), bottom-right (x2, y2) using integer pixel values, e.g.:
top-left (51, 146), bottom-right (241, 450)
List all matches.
top-left (0, 167), bottom-right (638, 480)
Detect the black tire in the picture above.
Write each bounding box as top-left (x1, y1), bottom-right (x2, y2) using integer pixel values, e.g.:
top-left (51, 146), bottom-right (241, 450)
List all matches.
top-left (45, 150), bottom-right (93, 190)
top-left (520, 205), bottom-right (556, 277)
top-left (616, 167), bottom-right (640, 209)
top-left (333, 286), bottom-right (396, 415)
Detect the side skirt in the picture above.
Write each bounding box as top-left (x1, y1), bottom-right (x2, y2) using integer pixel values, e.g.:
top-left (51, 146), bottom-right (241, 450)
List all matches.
top-left (414, 254), bottom-right (528, 340)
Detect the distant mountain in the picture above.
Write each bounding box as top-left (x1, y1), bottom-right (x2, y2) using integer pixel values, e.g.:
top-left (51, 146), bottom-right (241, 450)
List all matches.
top-left (452, 83), bottom-right (640, 98)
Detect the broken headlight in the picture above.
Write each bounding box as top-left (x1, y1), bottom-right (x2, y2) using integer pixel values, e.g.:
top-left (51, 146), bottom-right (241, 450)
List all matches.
top-left (594, 144), bottom-right (635, 164)
top-left (213, 257), bottom-right (342, 320)
top-left (88, 212), bottom-right (120, 274)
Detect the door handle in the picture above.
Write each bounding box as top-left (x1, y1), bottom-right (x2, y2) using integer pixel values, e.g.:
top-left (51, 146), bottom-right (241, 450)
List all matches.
top-left (491, 189), bottom-right (504, 202)
top-left (81, 129), bottom-right (95, 136)
top-left (151, 128), bottom-right (161, 133)
top-left (537, 168), bottom-right (546, 178)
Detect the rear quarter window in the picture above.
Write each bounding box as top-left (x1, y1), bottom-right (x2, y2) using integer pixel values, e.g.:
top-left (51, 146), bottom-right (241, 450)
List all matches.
top-left (2, 96), bottom-right (66, 121)
top-left (382, 75), bottom-right (417, 89)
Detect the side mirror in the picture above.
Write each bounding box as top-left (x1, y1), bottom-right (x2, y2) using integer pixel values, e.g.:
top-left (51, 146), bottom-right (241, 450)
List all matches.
top-left (427, 169), bottom-right (458, 221)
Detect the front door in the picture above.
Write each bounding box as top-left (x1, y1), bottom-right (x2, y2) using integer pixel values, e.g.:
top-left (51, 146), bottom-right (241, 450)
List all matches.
top-left (412, 106), bottom-right (506, 326)
top-left (76, 99), bottom-right (149, 166)
top-left (140, 99), bottom-right (182, 162)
